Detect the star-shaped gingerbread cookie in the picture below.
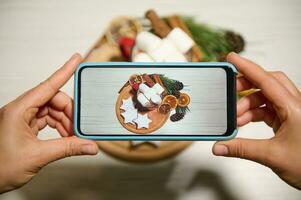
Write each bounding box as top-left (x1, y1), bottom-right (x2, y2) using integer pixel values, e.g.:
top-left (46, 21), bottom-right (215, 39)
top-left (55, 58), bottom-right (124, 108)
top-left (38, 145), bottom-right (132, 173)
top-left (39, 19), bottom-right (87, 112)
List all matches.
top-left (121, 109), bottom-right (138, 124)
top-left (120, 97), bottom-right (135, 111)
top-left (133, 113), bottom-right (152, 129)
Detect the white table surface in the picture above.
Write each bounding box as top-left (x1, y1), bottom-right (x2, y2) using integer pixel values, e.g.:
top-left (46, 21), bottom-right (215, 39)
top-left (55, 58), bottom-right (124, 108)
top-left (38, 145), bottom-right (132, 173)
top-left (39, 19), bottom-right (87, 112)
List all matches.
top-left (0, 0), bottom-right (300, 199)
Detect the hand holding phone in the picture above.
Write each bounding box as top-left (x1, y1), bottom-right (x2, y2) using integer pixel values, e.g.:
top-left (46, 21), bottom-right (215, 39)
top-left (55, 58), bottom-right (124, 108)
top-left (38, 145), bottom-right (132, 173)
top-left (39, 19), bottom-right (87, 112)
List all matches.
top-left (212, 52), bottom-right (301, 190)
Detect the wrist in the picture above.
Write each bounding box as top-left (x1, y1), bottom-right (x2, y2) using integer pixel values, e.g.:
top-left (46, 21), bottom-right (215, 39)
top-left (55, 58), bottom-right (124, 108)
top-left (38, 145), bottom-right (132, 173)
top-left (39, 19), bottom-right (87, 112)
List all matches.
top-left (0, 177), bottom-right (14, 194)
top-left (0, 165), bottom-right (20, 194)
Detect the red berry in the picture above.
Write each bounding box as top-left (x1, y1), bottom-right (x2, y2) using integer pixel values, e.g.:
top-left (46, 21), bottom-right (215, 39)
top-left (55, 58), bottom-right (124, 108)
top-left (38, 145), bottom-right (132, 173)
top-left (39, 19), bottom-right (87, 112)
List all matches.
top-left (132, 83), bottom-right (139, 91)
top-left (119, 37), bottom-right (135, 60)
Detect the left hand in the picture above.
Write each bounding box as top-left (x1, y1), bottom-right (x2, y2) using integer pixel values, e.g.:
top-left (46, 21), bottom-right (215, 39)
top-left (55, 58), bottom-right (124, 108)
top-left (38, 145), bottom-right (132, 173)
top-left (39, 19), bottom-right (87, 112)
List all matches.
top-left (0, 53), bottom-right (99, 193)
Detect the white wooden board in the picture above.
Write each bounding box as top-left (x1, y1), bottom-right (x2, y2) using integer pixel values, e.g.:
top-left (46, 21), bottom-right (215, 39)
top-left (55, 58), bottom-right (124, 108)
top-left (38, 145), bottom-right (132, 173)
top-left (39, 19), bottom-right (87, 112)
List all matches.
top-left (0, 0), bottom-right (300, 199)
top-left (80, 67), bottom-right (227, 135)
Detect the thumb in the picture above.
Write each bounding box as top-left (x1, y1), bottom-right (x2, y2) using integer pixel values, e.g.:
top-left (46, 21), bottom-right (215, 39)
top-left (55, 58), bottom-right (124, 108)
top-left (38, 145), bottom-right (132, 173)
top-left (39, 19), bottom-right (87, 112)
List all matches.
top-left (39, 136), bottom-right (99, 166)
top-left (212, 138), bottom-right (273, 166)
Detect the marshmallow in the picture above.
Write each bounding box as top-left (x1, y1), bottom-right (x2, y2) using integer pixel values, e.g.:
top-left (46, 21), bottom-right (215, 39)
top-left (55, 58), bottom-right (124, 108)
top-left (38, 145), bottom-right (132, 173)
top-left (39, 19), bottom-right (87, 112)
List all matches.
top-left (139, 83), bottom-right (150, 94)
top-left (144, 88), bottom-right (157, 99)
top-left (151, 94), bottom-right (162, 105)
top-left (163, 50), bottom-right (187, 62)
top-left (133, 53), bottom-right (154, 62)
top-left (135, 31), bottom-right (162, 53)
top-left (152, 83), bottom-right (164, 95)
top-left (137, 93), bottom-right (150, 107)
top-left (167, 27), bottom-right (194, 54)
top-left (149, 39), bottom-right (187, 62)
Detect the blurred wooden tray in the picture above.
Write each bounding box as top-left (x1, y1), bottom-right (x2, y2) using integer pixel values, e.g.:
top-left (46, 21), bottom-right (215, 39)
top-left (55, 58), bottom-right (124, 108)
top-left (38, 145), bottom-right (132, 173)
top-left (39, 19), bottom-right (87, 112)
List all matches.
top-left (85, 16), bottom-right (193, 163)
top-left (116, 84), bottom-right (170, 134)
top-left (84, 16), bottom-right (141, 62)
top-left (97, 141), bottom-right (192, 163)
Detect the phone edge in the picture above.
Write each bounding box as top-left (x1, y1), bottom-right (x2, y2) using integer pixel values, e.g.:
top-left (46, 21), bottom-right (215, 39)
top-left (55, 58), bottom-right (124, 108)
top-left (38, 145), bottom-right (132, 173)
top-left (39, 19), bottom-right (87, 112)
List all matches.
top-left (73, 62), bottom-right (238, 141)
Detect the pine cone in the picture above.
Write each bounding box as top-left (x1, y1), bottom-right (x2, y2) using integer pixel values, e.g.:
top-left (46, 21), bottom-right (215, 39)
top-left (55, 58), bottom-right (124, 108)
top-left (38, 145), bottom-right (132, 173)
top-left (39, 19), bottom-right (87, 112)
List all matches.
top-left (174, 81), bottom-right (184, 91)
top-left (225, 31), bottom-right (245, 53)
top-left (172, 90), bottom-right (181, 99)
top-left (170, 112), bottom-right (185, 122)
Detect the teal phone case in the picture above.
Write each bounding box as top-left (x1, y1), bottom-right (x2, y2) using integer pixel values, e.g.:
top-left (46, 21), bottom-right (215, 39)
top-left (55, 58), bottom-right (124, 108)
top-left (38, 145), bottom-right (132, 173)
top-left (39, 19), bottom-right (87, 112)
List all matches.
top-left (74, 62), bottom-right (238, 141)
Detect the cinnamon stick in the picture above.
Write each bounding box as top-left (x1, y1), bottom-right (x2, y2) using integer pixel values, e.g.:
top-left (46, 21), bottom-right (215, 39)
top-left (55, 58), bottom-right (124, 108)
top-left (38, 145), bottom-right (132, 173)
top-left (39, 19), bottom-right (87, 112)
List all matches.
top-left (142, 74), bottom-right (155, 87)
top-left (145, 9), bottom-right (171, 38)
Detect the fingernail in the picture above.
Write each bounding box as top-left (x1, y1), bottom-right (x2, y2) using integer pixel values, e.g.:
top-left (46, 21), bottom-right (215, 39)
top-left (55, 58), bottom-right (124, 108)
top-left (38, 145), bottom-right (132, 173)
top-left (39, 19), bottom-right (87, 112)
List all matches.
top-left (81, 144), bottom-right (99, 155)
top-left (226, 52), bottom-right (238, 62)
top-left (69, 53), bottom-right (79, 61)
top-left (237, 116), bottom-right (243, 126)
top-left (213, 144), bottom-right (229, 156)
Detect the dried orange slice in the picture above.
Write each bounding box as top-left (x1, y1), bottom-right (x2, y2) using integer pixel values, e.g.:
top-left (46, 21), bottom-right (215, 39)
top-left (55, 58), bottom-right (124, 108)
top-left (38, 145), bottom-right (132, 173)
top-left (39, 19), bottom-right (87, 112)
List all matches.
top-left (158, 103), bottom-right (171, 114)
top-left (178, 93), bottom-right (190, 107)
top-left (162, 95), bottom-right (178, 109)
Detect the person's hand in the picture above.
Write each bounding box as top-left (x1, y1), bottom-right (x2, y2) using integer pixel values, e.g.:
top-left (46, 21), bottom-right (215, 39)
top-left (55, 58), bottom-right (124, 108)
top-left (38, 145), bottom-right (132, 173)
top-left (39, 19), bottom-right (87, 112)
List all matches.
top-left (0, 54), bottom-right (99, 193)
top-left (212, 52), bottom-right (301, 189)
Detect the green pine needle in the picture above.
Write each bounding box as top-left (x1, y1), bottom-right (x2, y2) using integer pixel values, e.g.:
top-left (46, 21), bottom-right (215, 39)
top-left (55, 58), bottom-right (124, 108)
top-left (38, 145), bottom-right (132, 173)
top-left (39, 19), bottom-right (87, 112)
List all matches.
top-left (159, 74), bottom-right (190, 115)
top-left (176, 106), bottom-right (190, 115)
top-left (159, 74), bottom-right (178, 95)
top-left (183, 17), bottom-right (244, 61)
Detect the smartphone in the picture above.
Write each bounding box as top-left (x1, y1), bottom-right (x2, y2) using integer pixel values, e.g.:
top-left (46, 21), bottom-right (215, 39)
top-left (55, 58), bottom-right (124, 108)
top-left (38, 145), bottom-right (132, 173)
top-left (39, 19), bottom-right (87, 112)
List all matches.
top-left (74, 62), bottom-right (237, 140)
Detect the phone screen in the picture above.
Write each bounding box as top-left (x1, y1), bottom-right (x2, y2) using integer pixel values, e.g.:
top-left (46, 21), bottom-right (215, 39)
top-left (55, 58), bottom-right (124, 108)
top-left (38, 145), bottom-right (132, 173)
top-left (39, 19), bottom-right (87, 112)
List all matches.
top-left (77, 65), bottom-right (236, 137)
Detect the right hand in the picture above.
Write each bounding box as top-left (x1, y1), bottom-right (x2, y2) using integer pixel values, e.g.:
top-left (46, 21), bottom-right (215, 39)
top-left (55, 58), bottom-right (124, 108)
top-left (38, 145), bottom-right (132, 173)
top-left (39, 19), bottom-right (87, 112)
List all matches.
top-left (212, 52), bottom-right (301, 190)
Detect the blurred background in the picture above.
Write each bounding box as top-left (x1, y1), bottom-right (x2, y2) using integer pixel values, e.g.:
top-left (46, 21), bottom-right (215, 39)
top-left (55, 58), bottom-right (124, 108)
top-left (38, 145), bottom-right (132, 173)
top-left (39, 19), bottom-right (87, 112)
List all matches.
top-left (0, 0), bottom-right (300, 199)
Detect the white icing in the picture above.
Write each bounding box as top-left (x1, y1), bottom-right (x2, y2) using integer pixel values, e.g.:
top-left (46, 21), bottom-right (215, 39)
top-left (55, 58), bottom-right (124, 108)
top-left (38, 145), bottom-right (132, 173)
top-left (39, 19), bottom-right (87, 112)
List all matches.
top-left (133, 113), bottom-right (152, 129)
top-left (120, 97), bottom-right (135, 111)
top-left (121, 109), bottom-right (138, 125)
